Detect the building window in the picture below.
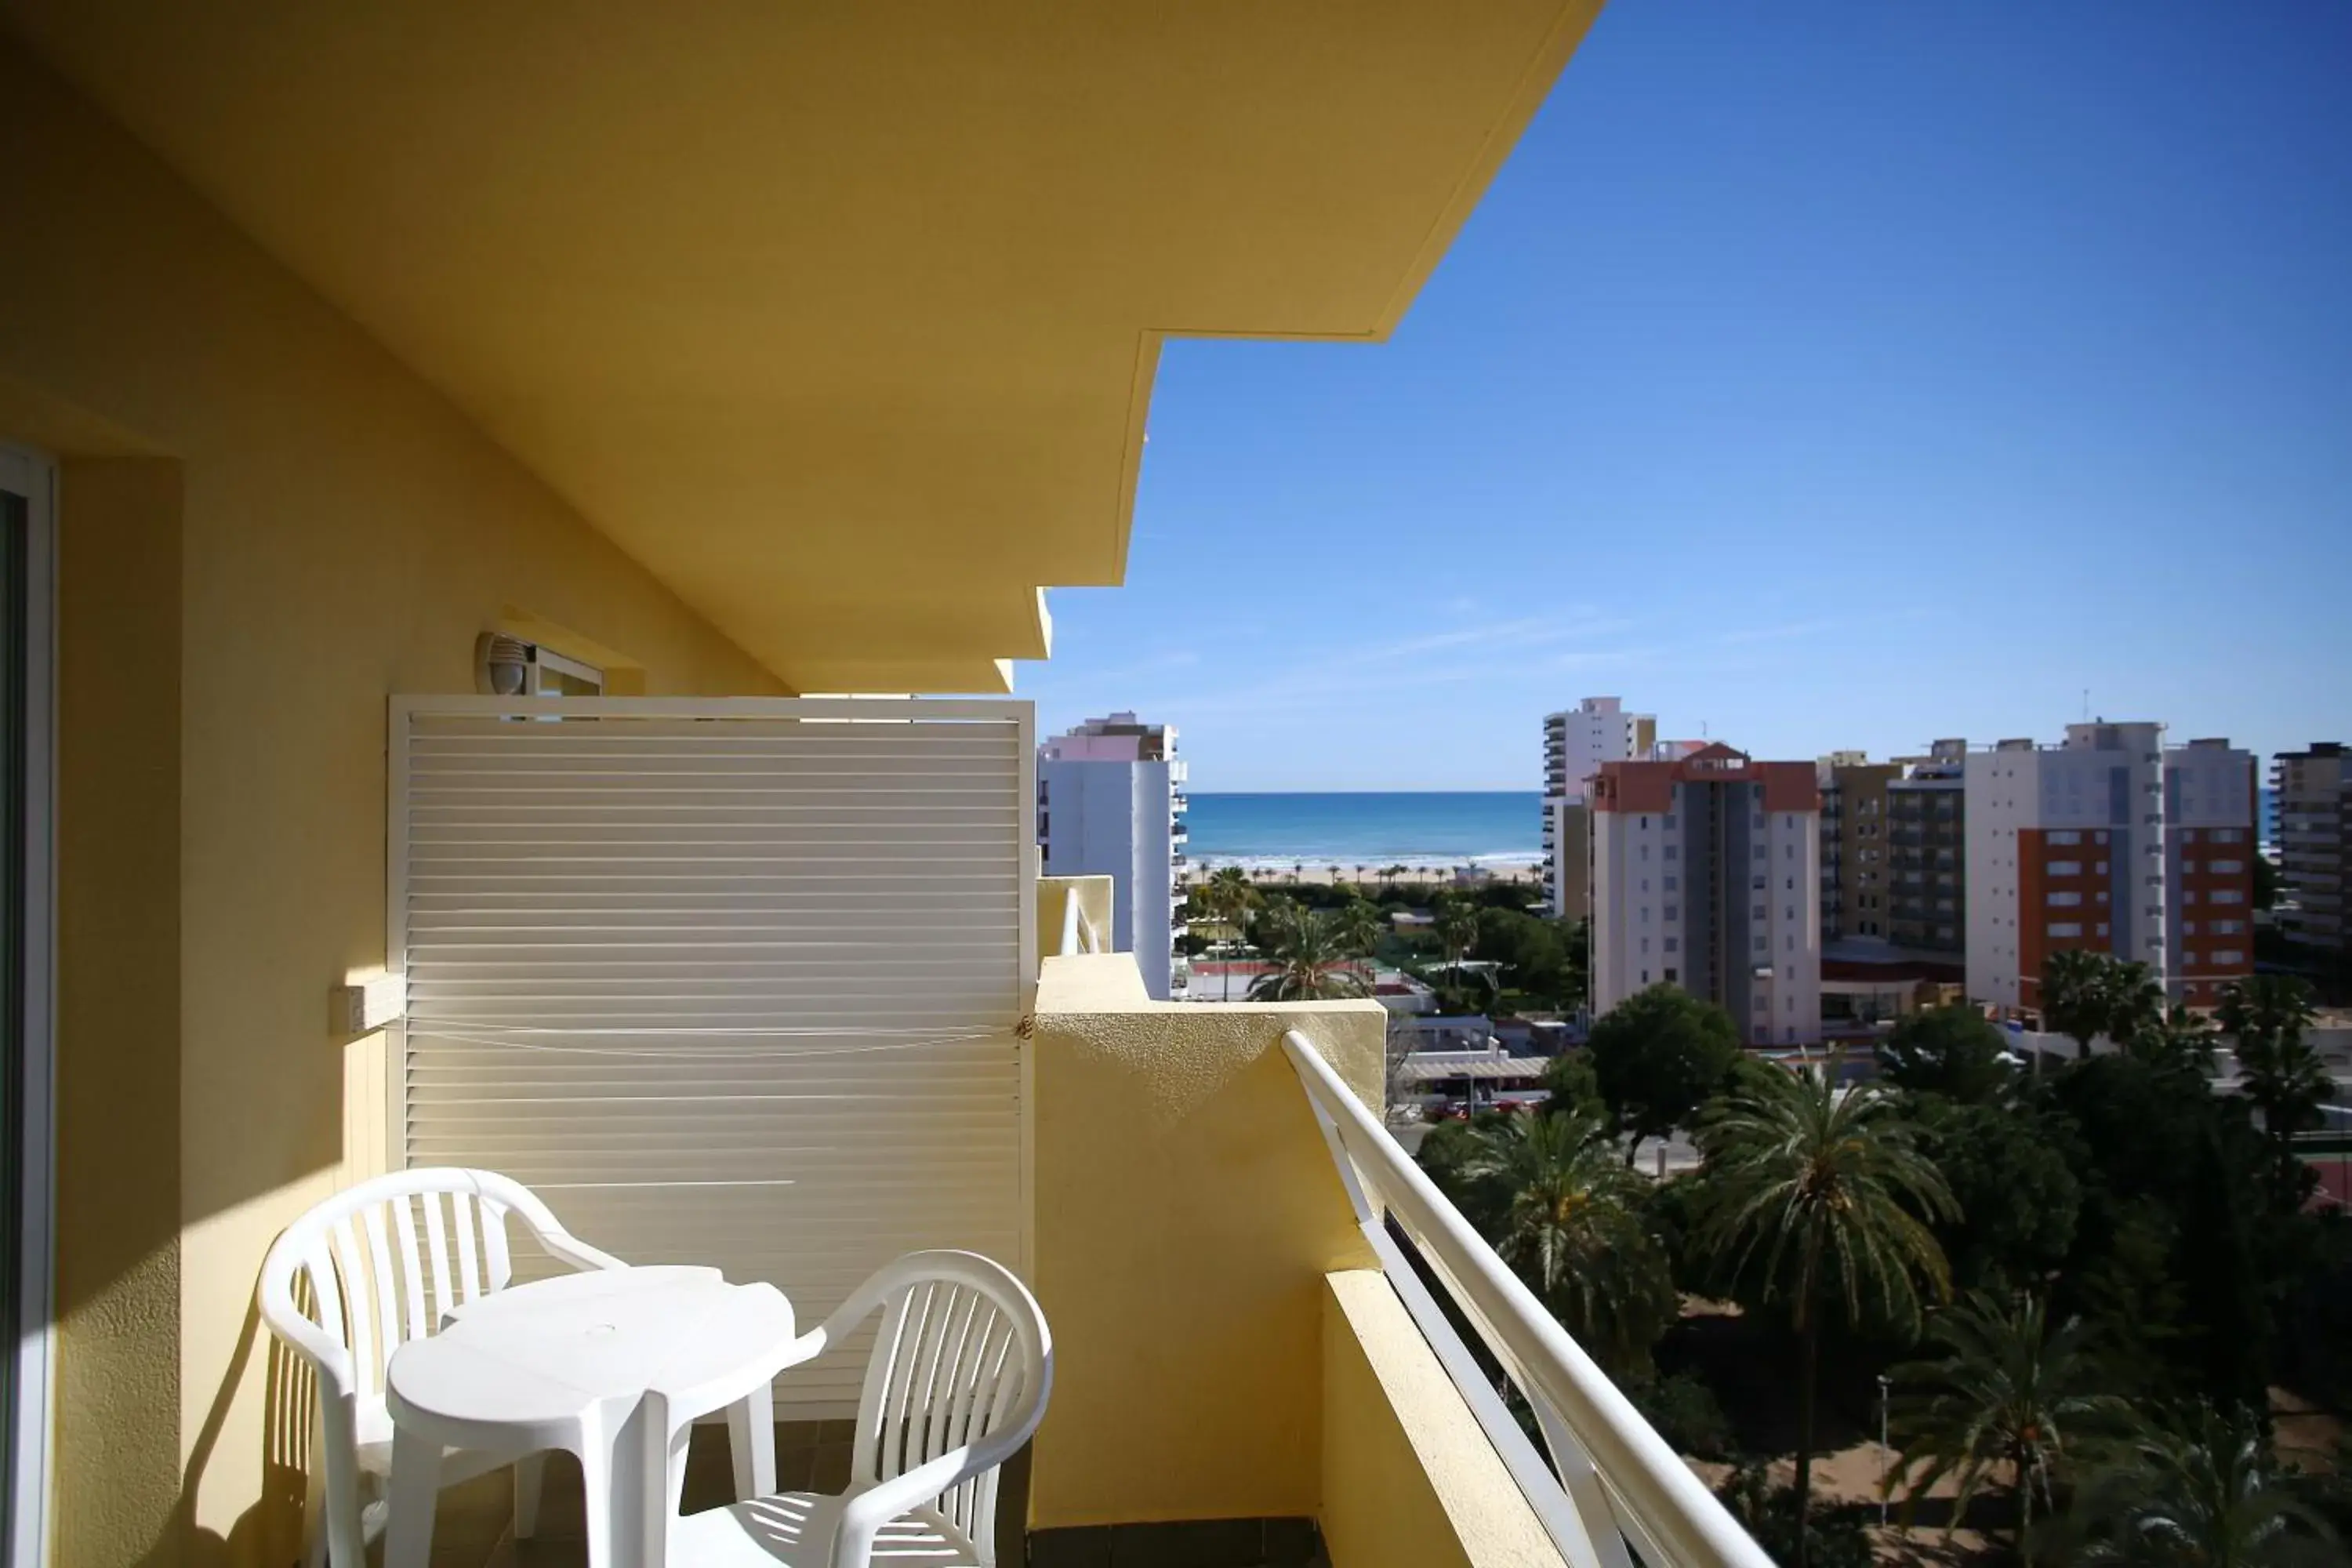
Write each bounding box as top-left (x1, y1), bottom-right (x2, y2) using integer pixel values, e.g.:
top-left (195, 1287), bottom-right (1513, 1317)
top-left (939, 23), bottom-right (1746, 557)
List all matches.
top-left (1639, 816), bottom-right (1650, 829)
top-left (2212, 828), bottom-right (2243, 844)
top-left (2183, 922), bottom-right (2197, 935)
top-left (1664, 815), bottom-right (1678, 829)
top-left (1664, 876), bottom-right (1679, 891)
top-left (2048, 891), bottom-right (2082, 907)
top-left (1752, 904), bottom-right (1766, 919)
top-left (2049, 922), bottom-right (2082, 938)
top-left (2212, 949), bottom-right (2244, 964)
top-left (1664, 938), bottom-right (1679, 953)
top-left (2095, 860), bottom-right (2109, 874)
top-left (2049, 860), bottom-right (2080, 876)
top-left (1664, 845), bottom-right (1679, 862)
top-left (1754, 845), bottom-right (1768, 861)
top-left (2210, 920), bottom-right (2243, 935)
top-left (1641, 937), bottom-right (1650, 953)
top-left (2209, 858), bottom-right (2243, 873)
top-left (1641, 969), bottom-right (1649, 984)
top-left (1640, 845), bottom-right (1649, 862)
top-left (2182, 890), bottom-right (2198, 904)
top-left (2096, 923), bottom-right (2109, 936)
top-left (1641, 878), bottom-right (1650, 893)
top-left (2181, 860), bottom-right (2197, 875)
top-left (2210, 889), bottom-right (2244, 905)
top-left (1752, 876), bottom-right (1766, 891)
top-left (2183, 949), bottom-right (2198, 966)
top-left (2049, 830), bottom-right (2081, 846)
top-left (1664, 905), bottom-right (1679, 920)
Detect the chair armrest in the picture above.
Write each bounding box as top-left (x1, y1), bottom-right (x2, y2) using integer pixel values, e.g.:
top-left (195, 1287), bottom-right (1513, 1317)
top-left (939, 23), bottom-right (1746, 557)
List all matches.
top-left (829, 1426), bottom-right (1038, 1568)
top-left (538, 1228), bottom-right (627, 1272)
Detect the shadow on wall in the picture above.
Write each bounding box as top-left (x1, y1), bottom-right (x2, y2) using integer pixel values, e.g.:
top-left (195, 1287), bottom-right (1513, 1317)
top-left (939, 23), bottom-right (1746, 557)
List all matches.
top-left (151, 1290), bottom-right (311, 1568)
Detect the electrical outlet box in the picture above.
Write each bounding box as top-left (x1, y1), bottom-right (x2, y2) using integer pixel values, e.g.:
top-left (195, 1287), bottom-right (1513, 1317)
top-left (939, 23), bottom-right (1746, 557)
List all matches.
top-left (332, 974), bottom-right (406, 1035)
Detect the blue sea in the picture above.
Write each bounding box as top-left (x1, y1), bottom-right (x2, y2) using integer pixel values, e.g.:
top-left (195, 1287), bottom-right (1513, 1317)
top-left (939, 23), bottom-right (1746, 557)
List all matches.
top-left (1183, 792), bottom-right (1544, 873)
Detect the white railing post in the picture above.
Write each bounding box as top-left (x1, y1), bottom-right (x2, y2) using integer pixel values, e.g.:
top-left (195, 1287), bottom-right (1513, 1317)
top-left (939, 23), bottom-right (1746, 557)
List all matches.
top-left (1279, 1031), bottom-right (1774, 1568)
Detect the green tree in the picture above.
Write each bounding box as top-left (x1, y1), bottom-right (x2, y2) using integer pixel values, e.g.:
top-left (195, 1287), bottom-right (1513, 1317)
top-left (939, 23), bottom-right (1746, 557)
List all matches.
top-left (1333, 896), bottom-right (1385, 962)
top-left (1457, 1108), bottom-right (1679, 1378)
top-left (2219, 975), bottom-right (2328, 1211)
top-left (1435, 896), bottom-right (1479, 971)
top-left (1198, 866), bottom-right (1261, 1002)
top-left (2052, 1403), bottom-right (2339, 1566)
top-left (2038, 950), bottom-right (2163, 1060)
top-left (1540, 1050), bottom-right (1606, 1123)
top-left (1696, 1063), bottom-right (1956, 1556)
top-left (1887, 1290), bottom-right (2124, 1552)
top-left (1878, 1005), bottom-right (2016, 1104)
top-left (1918, 1099), bottom-right (2082, 1296)
top-left (2039, 948), bottom-right (2114, 1058)
top-left (1245, 904), bottom-right (1368, 1001)
top-left (1587, 984), bottom-right (1740, 1166)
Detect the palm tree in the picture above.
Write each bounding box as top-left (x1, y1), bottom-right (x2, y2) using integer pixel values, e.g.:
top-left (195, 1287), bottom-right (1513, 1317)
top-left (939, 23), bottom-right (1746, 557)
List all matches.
top-left (1456, 1108), bottom-right (1678, 1377)
top-left (2040, 947), bottom-right (2113, 1058)
top-left (1889, 1290), bottom-right (2125, 1552)
top-left (1333, 897), bottom-right (1384, 962)
top-left (2219, 975), bottom-right (2328, 1209)
top-left (2054, 1403), bottom-right (2339, 1566)
top-left (1697, 1062), bottom-right (1956, 1559)
top-left (1200, 866), bottom-right (1261, 1002)
top-left (2105, 960), bottom-right (2167, 1051)
top-left (1436, 898), bottom-right (1479, 972)
top-left (2130, 1001), bottom-right (2220, 1074)
top-left (1382, 863), bottom-right (1409, 892)
top-left (1246, 905), bottom-right (1370, 1001)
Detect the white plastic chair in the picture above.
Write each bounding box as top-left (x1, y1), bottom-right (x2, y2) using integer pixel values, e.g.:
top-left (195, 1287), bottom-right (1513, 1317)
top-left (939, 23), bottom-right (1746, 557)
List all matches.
top-left (259, 1167), bottom-right (627, 1568)
top-left (661, 1250), bottom-right (1053, 1568)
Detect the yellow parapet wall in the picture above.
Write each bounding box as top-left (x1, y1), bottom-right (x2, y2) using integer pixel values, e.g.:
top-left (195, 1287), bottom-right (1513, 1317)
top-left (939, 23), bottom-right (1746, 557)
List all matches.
top-left (1320, 1270), bottom-right (1566, 1568)
top-left (1029, 955), bottom-right (1384, 1526)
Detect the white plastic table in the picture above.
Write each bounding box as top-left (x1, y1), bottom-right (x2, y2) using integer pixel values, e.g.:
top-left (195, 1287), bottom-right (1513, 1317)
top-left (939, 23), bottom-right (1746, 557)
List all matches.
top-left (383, 1265), bottom-right (803, 1568)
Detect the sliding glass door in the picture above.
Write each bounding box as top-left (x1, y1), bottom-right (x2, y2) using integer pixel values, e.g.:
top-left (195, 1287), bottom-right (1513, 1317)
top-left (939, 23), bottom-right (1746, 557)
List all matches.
top-left (0, 448), bottom-right (51, 1568)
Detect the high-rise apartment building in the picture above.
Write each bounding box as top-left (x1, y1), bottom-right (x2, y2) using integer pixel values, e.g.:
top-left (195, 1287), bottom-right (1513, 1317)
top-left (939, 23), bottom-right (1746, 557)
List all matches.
top-left (1886, 741), bottom-right (1966, 955)
top-left (1589, 744), bottom-right (1822, 1046)
top-left (1965, 724), bottom-right (2255, 1014)
top-left (1817, 753), bottom-right (1900, 941)
top-left (1038, 713), bottom-right (1188, 999)
top-left (2274, 742), bottom-right (2351, 957)
top-left (1541, 698), bottom-right (1653, 918)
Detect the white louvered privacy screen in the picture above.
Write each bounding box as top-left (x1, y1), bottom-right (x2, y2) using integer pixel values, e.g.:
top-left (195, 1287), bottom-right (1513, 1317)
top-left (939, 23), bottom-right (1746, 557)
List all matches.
top-left (389, 696), bottom-right (1036, 1414)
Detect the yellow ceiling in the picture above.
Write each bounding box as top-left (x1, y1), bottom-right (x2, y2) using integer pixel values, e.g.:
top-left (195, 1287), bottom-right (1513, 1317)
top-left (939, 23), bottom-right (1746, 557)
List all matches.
top-left (2, 2), bottom-right (1602, 692)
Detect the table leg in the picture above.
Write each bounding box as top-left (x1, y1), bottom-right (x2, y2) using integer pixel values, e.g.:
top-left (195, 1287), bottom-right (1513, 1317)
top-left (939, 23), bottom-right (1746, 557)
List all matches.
top-left (382, 1428), bottom-right (441, 1568)
top-left (727, 1384), bottom-right (777, 1501)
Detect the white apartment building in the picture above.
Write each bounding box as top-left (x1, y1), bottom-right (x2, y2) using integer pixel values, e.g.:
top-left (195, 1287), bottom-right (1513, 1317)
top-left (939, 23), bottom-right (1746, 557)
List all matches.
top-left (1965, 723), bottom-right (2255, 1014)
top-left (1037, 713), bottom-right (1188, 999)
top-left (1589, 744), bottom-right (1823, 1046)
top-left (1541, 697), bottom-right (1653, 918)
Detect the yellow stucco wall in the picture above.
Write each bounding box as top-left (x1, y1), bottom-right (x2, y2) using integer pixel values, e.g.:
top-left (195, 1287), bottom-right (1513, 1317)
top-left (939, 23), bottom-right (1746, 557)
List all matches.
top-left (0, 39), bottom-right (785, 1566)
top-left (1320, 1271), bottom-right (1565, 1568)
top-left (1029, 955), bottom-right (1384, 1526)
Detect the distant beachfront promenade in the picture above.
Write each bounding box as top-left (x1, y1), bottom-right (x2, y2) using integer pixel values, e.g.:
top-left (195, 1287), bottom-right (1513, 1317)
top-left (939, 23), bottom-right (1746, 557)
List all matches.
top-left (1179, 790), bottom-right (1544, 883)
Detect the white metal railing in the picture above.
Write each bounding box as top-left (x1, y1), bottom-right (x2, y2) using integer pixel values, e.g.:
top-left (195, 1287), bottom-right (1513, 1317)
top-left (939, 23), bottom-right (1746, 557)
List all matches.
top-left (1282, 1031), bottom-right (1772, 1568)
top-left (1058, 895), bottom-right (1101, 956)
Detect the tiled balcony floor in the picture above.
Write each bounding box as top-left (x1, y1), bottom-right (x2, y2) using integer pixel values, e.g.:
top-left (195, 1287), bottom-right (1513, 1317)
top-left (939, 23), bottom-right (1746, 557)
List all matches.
top-left (417, 1422), bottom-right (1321, 1567)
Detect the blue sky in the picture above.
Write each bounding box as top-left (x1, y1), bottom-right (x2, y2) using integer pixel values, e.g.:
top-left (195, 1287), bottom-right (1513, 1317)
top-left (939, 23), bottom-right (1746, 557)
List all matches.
top-left (1017, 1), bottom-right (2352, 791)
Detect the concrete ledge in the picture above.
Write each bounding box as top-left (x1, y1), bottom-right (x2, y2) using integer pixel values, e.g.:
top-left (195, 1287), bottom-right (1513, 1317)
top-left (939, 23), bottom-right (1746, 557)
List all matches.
top-left (1321, 1270), bottom-right (1566, 1568)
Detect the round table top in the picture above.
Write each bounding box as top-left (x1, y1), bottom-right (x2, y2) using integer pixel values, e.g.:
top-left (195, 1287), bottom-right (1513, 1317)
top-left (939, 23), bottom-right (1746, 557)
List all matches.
top-left (388, 1265), bottom-right (800, 1432)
